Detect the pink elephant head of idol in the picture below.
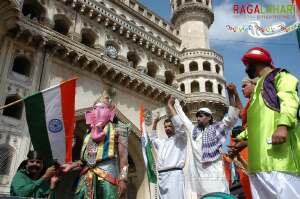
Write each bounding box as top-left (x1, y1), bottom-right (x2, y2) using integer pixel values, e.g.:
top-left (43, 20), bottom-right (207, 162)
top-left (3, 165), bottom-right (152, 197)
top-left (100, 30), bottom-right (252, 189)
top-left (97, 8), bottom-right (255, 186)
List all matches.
top-left (85, 102), bottom-right (116, 142)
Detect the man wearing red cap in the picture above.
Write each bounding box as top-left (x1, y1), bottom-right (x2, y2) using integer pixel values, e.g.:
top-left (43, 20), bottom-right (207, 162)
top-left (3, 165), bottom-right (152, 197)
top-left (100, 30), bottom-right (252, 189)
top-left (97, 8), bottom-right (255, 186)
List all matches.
top-left (239, 47), bottom-right (300, 198)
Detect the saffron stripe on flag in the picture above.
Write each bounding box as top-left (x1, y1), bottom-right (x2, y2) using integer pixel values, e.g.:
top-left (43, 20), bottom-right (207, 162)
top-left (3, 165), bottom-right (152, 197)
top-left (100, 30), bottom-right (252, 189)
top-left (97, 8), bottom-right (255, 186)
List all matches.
top-left (60, 79), bottom-right (76, 162)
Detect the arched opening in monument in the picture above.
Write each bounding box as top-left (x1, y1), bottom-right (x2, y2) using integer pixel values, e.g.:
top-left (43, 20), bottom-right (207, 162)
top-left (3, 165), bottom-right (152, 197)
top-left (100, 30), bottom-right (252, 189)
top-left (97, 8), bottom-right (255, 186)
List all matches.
top-left (205, 81), bottom-right (213, 92)
top-left (180, 83), bottom-right (185, 92)
top-left (191, 81), bottom-right (200, 93)
top-left (22, 0), bottom-right (46, 22)
top-left (81, 28), bottom-right (97, 48)
top-left (218, 84), bottom-right (223, 95)
top-left (179, 64), bottom-right (184, 74)
top-left (2, 95), bottom-right (23, 120)
top-left (12, 56), bottom-right (31, 76)
top-left (216, 64), bottom-right (221, 74)
top-left (189, 61), bottom-right (198, 72)
top-left (165, 71), bottom-right (175, 85)
top-left (147, 62), bottom-right (158, 78)
top-left (53, 14), bottom-right (72, 36)
top-left (203, 61), bottom-right (211, 71)
top-left (127, 51), bottom-right (140, 68)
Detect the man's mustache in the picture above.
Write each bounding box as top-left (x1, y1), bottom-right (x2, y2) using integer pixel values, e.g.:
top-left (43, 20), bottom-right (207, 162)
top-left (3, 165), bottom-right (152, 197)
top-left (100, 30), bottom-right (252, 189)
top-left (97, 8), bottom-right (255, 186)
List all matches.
top-left (28, 165), bottom-right (40, 170)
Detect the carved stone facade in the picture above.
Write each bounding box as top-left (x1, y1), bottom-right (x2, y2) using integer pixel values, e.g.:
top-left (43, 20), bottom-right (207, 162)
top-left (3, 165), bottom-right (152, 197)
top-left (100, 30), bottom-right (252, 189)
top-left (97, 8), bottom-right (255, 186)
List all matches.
top-left (0, 0), bottom-right (227, 198)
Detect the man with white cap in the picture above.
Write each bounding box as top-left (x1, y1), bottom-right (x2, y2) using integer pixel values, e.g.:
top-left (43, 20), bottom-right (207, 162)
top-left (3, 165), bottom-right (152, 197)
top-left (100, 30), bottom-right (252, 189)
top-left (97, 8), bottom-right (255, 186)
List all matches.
top-left (171, 84), bottom-right (240, 197)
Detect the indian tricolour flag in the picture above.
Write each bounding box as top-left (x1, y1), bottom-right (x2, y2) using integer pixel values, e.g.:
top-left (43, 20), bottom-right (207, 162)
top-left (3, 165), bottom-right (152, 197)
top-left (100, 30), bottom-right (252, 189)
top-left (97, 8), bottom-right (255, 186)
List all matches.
top-left (24, 78), bottom-right (76, 166)
top-left (293, 0), bottom-right (300, 48)
top-left (140, 105), bottom-right (157, 184)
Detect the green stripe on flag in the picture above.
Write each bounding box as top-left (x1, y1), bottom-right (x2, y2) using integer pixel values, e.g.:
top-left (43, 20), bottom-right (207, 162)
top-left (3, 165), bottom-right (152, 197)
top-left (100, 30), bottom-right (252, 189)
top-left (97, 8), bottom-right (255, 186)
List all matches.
top-left (24, 92), bottom-right (53, 167)
top-left (145, 134), bottom-right (157, 183)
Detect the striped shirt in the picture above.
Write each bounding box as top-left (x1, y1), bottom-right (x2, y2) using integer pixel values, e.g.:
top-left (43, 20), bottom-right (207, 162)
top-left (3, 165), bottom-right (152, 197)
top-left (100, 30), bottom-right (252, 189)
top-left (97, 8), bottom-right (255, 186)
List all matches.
top-left (192, 107), bottom-right (240, 162)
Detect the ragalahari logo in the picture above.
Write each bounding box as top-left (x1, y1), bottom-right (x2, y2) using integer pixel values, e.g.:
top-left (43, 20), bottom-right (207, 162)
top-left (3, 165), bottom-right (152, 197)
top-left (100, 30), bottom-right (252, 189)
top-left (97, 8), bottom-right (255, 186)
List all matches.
top-left (226, 3), bottom-right (300, 38)
top-left (233, 3), bottom-right (296, 19)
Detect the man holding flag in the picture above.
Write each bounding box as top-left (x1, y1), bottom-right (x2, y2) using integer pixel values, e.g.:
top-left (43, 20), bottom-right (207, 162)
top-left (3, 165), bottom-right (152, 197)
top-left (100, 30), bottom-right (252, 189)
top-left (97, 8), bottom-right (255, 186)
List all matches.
top-left (143, 97), bottom-right (187, 199)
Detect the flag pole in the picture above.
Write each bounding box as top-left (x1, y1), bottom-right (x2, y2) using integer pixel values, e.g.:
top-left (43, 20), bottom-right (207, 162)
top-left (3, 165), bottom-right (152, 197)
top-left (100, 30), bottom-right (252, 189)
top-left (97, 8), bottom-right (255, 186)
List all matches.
top-left (0, 77), bottom-right (79, 111)
top-left (147, 180), bottom-right (152, 199)
top-left (0, 99), bottom-right (24, 110)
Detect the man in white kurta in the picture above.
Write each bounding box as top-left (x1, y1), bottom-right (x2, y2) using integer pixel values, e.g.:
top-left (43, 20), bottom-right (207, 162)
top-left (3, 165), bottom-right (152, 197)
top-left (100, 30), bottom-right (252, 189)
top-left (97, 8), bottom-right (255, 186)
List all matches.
top-left (150, 98), bottom-right (187, 199)
top-left (173, 85), bottom-right (240, 197)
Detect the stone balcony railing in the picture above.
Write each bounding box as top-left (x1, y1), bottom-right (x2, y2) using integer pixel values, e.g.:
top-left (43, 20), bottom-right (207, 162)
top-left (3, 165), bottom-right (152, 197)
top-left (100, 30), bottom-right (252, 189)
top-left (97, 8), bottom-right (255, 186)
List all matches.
top-left (185, 92), bottom-right (228, 106)
top-left (176, 71), bottom-right (226, 83)
top-left (10, 17), bottom-right (185, 103)
top-left (180, 48), bottom-right (224, 64)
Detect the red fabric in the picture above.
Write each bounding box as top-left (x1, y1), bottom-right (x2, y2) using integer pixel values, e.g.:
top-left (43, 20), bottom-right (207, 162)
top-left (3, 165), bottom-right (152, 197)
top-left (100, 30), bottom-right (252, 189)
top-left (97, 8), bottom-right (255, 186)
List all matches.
top-left (238, 166), bottom-right (252, 199)
top-left (242, 47), bottom-right (272, 66)
top-left (242, 100), bottom-right (251, 128)
top-left (294, 0), bottom-right (300, 11)
top-left (223, 155), bottom-right (232, 187)
top-left (239, 100), bottom-right (252, 199)
top-left (60, 78), bottom-right (77, 162)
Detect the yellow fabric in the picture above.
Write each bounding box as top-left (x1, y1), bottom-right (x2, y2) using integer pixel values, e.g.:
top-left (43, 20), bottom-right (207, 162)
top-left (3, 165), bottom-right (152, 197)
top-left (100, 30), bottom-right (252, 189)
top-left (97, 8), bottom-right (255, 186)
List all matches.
top-left (237, 129), bottom-right (248, 140)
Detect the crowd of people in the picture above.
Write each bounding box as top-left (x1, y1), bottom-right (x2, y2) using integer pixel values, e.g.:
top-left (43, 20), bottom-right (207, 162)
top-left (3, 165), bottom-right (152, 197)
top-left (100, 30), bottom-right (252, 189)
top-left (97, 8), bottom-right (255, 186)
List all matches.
top-left (10, 47), bottom-right (300, 199)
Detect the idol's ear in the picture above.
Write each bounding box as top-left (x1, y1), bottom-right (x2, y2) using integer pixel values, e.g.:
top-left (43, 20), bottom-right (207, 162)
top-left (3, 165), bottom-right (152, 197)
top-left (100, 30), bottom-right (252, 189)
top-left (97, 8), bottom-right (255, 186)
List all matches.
top-left (85, 110), bottom-right (95, 125)
top-left (110, 105), bottom-right (117, 122)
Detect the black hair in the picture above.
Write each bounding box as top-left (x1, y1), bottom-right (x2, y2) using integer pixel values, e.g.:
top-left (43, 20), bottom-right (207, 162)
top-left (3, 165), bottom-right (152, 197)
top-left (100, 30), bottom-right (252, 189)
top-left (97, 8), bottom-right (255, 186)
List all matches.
top-left (231, 126), bottom-right (244, 138)
top-left (164, 118), bottom-right (173, 125)
top-left (27, 150), bottom-right (43, 160)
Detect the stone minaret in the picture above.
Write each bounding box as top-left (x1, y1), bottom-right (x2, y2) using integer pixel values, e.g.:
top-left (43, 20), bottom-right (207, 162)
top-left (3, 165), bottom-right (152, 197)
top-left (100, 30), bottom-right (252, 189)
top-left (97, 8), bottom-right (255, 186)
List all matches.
top-left (171, 0), bottom-right (228, 121)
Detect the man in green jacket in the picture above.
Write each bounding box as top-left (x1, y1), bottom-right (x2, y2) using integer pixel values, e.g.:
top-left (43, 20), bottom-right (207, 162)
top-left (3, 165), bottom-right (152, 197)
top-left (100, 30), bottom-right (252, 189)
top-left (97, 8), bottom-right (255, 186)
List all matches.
top-left (239, 47), bottom-right (300, 199)
top-left (10, 150), bottom-right (58, 198)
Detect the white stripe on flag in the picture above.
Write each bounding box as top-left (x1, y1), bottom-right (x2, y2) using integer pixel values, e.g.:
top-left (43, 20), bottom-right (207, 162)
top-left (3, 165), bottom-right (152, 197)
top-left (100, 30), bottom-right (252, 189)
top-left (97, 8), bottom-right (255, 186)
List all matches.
top-left (43, 87), bottom-right (66, 164)
top-left (141, 122), bottom-right (148, 168)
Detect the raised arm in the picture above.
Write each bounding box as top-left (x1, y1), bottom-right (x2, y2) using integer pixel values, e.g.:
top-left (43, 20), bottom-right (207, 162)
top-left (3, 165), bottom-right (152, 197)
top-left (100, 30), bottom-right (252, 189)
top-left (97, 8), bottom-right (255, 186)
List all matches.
top-left (168, 96), bottom-right (177, 117)
top-left (222, 84), bottom-right (240, 129)
top-left (117, 127), bottom-right (129, 198)
top-left (229, 84), bottom-right (244, 117)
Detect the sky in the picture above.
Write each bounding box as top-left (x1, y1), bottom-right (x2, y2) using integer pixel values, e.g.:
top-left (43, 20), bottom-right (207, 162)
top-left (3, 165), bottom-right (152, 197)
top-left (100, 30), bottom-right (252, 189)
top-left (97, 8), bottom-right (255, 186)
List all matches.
top-left (140, 0), bottom-right (300, 105)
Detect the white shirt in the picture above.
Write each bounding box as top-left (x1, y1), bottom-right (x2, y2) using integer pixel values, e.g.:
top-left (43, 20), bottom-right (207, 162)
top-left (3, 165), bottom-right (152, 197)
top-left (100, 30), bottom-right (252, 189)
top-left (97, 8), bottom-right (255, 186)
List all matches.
top-left (173, 101), bottom-right (240, 195)
top-left (150, 115), bottom-right (187, 171)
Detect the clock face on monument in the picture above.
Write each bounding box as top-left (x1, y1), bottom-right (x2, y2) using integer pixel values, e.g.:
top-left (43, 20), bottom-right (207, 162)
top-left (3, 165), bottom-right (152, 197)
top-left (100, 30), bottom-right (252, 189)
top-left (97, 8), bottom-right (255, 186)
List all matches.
top-left (105, 45), bottom-right (118, 59)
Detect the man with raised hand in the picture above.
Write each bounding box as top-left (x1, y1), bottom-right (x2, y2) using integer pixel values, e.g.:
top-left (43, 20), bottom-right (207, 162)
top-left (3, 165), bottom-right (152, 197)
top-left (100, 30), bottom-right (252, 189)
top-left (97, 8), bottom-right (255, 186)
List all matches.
top-left (150, 97), bottom-right (187, 199)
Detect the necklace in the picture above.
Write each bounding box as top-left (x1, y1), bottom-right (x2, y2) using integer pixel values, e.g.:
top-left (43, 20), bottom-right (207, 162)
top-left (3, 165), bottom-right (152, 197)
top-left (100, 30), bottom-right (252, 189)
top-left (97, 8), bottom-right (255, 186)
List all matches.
top-left (85, 138), bottom-right (99, 167)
